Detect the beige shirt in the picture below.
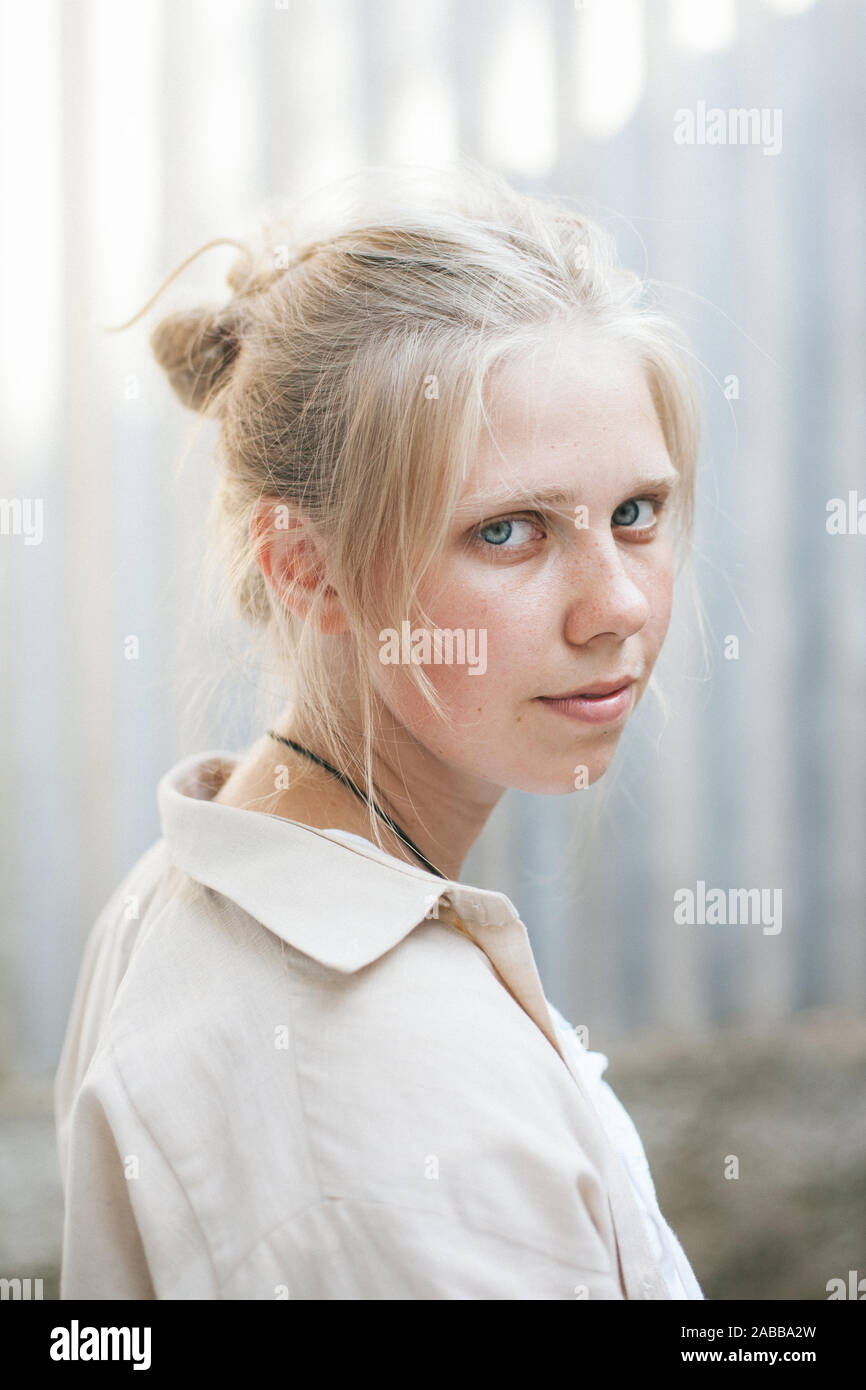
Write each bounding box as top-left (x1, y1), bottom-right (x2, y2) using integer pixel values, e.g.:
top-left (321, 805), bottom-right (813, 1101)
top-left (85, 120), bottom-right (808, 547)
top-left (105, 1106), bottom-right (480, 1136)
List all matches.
top-left (54, 749), bottom-right (700, 1300)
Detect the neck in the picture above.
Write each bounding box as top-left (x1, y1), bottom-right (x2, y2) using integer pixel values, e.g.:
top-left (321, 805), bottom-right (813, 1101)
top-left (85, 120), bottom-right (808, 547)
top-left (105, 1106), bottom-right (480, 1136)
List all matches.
top-left (261, 701), bottom-right (503, 883)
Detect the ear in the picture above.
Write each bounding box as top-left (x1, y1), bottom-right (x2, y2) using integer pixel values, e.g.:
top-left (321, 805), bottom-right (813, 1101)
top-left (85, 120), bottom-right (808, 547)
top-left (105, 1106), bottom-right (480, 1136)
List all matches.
top-left (248, 498), bottom-right (349, 634)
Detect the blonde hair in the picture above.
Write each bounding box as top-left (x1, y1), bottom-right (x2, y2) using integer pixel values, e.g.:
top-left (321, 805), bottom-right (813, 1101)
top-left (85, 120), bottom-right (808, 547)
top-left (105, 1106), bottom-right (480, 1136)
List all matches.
top-left (117, 159), bottom-right (700, 852)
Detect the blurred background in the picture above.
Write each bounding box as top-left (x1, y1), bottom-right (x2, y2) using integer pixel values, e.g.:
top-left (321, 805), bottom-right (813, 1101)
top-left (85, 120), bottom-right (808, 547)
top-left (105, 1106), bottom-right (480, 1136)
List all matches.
top-left (1, 0), bottom-right (864, 1300)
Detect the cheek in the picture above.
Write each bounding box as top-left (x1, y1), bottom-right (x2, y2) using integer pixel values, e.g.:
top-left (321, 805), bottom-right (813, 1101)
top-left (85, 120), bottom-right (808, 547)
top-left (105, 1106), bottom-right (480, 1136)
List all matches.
top-left (647, 551), bottom-right (675, 640)
top-left (366, 574), bottom-right (527, 741)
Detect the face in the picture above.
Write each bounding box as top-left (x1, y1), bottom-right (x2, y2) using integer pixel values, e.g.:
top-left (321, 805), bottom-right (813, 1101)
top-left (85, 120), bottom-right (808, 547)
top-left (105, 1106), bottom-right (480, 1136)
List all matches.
top-left (368, 326), bottom-right (678, 796)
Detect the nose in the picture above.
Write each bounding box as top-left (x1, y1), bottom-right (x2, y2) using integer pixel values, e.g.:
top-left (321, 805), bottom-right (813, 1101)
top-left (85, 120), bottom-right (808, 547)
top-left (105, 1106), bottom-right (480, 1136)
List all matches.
top-left (561, 532), bottom-right (651, 646)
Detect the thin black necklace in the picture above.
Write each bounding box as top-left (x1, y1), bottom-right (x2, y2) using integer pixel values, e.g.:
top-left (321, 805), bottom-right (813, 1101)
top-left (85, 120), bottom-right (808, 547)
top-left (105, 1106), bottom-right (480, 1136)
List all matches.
top-left (266, 730), bottom-right (446, 879)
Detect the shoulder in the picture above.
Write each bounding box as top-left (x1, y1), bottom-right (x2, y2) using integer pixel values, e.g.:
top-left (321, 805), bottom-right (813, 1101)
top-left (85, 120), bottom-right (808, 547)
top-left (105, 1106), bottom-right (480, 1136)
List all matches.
top-left (99, 901), bottom-right (557, 1123)
top-left (62, 889), bottom-right (622, 1297)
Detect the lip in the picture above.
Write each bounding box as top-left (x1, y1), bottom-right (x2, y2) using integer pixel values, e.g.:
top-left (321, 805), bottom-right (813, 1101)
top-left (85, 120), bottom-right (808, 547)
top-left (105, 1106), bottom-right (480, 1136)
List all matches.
top-left (536, 678), bottom-right (636, 726)
top-left (543, 676), bottom-right (637, 700)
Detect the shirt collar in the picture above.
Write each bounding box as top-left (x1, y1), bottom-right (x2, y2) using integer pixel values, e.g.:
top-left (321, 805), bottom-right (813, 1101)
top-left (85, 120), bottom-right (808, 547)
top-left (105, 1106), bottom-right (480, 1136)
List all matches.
top-left (156, 751), bottom-right (676, 1296)
top-left (158, 748), bottom-right (531, 974)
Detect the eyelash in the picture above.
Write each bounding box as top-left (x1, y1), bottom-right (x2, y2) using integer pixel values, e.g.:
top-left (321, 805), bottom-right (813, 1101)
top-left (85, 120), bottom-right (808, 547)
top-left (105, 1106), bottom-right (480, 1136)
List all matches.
top-left (468, 492), bottom-right (671, 553)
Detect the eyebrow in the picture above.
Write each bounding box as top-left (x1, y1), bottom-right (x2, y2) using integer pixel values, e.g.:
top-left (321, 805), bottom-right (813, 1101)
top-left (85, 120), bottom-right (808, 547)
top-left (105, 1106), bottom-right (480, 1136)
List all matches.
top-left (454, 471), bottom-right (680, 518)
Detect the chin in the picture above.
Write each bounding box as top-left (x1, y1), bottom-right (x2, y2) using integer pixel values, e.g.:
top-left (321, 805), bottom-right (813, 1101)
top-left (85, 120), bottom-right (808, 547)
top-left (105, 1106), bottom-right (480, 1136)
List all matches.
top-left (502, 747), bottom-right (618, 796)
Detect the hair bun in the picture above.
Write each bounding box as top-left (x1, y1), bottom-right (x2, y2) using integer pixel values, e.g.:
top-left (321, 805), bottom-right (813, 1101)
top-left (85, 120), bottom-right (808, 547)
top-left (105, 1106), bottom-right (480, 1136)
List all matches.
top-left (150, 303), bottom-right (243, 414)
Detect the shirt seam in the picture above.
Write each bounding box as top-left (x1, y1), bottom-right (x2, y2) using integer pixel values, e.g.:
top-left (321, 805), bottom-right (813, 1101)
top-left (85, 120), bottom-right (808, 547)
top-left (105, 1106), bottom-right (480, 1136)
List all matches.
top-left (279, 944), bottom-right (325, 1213)
top-left (106, 1038), bottom-right (221, 1296)
top-left (216, 1192), bottom-right (619, 1294)
top-left (110, 951), bottom-right (328, 1290)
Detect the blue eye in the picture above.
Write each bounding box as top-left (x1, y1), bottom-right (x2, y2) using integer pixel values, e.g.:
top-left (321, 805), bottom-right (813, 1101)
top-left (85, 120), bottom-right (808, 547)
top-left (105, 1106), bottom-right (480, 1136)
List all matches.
top-left (475, 517), bottom-right (540, 548)
top-left (612, 498), bottom-right (657, 529)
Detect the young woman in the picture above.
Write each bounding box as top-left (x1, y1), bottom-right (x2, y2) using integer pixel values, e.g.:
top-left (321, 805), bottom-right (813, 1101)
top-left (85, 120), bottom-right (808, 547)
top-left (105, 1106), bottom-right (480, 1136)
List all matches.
top-left (55, 163), bottom-right (703, 1300)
